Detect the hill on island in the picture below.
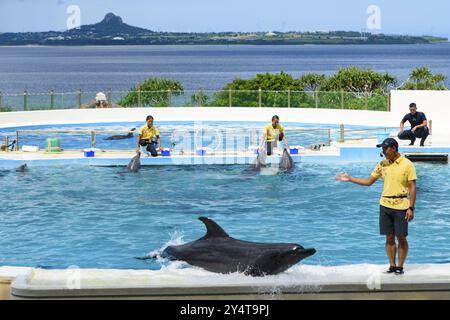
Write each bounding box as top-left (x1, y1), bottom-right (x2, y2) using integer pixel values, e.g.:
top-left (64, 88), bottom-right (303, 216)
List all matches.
top-left (0, 13), bottom-right (447, 45)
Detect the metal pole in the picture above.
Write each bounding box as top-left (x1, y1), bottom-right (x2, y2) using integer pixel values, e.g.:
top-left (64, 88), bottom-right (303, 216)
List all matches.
top-left (341, 91), bottom-right (344, 109)
top-left (340, 124), bottom-right (345, 143)
top-left (258, 88), bottom-right (262, 108)
top-left (77, 89), bottom-right (82, 109)
top-left (0, 91), bottom-right (2, 109)
top-left (50, 90), bottom-right (55, 109)
top-left (429, 120), bottom-right (433, 135)
top-left (138, 90), bottom-right (142, 108)
top-left (23, 91), bottom-right (28, 111)
top-left (167, 89), bottom-right (171, 107)
top-left (328, 128), bottom-right (331, 146)
top-left (107, 88), bottom-right (112, 107)
top-left (4, 136), bottom-right (8, 152)
top-left (287, 89), bottom-right (291, 108)
top-left (91, 131), bottom-right (96, 148)
top-left (229, 89), bottom-right (232, 107)
top-left (314, 91), bottom-right (318, 108)
top-left (387, 92), bottom-right (391, 112)
top-left (16, 131), bottom-right (19, 151)
top-left (365, 92), bottom-right (368, 110)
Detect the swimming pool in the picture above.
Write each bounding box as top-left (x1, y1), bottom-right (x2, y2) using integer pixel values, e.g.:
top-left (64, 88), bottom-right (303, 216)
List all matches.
top-left (0, 121), bottom-right (395, 152)
top-left (1, 161), bottom-right (449, 270)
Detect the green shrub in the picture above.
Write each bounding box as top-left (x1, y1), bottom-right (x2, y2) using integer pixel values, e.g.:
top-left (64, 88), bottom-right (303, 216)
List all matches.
top-left (118, 78), bottom-right (184, 107)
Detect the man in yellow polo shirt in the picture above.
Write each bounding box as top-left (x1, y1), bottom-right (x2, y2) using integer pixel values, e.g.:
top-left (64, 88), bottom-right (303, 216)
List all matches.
top-left (261, 115), bottom-right (289, 155)
top-left (136, 115), bottom-right (163, 157)
top-left (335, 138), bottom-right (416, 275)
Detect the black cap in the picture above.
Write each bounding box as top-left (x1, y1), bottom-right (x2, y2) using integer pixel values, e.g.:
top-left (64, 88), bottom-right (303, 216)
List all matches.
top-left (376, 138), bottom-right (398, 149)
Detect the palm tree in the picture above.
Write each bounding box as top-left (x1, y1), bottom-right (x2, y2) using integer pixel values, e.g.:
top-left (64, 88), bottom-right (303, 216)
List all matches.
top-left (399, 66), bottom-right (447, 90)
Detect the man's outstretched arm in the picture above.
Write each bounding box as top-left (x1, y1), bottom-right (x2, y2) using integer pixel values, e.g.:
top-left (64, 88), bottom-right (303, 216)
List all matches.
top-left (335, 173), bottom-right (377, 186)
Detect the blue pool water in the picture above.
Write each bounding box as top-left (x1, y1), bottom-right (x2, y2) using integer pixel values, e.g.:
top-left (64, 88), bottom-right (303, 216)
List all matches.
top-left (0, 121), bottom-right (394, 152)
top-left (0, 161), bottom-right (449, 270)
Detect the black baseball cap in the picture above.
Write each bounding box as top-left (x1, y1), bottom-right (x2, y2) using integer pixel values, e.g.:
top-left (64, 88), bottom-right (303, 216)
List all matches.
top-left (376, 138), bottom-right (398, 149)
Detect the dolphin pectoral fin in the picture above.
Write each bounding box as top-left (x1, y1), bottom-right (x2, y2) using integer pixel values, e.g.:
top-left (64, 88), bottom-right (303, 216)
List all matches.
top-left (135, 252), bottom-right (160, 260)
top-left (135, 255), bottom-right (156, 260)
top-left (198, 217), bottom-right (230, 239)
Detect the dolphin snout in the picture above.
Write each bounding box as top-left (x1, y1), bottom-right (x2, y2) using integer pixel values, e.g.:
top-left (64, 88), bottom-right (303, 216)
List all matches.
top-left (303, 248), bottom-right (316, 257)
top-left (292, 246), bottom-right (316, 257)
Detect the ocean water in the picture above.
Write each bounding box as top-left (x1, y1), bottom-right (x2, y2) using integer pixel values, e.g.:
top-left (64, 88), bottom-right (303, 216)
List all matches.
top-left (0, 159), bottom-right (449, 270)
top-left (0, 44), bottom-right (450, 93)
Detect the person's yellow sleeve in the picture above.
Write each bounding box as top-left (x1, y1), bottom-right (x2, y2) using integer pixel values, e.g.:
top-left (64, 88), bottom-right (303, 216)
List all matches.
top-left (408, 163), bottom-right (417, 181)
top-left (371, 162), bottom-right (382, 179)
top-left (138, 126), bottom-right (145, 135)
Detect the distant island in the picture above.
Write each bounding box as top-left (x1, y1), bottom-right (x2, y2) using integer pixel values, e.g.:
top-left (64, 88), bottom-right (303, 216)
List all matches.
top-left (0, 13), bottom-right (447, 46)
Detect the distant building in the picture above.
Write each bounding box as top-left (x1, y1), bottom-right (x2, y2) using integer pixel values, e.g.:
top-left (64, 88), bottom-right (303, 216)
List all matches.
top-left (47, 35), bottom-right (65, 41)
top-left (112, 36), bottom-right (125, 41)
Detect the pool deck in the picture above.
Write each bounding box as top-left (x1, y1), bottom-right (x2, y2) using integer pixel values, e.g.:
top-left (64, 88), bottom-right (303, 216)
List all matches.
top-left (1, 138), bottom-right (449, 167)
top-left (3, 264), bottom-right (450, 300)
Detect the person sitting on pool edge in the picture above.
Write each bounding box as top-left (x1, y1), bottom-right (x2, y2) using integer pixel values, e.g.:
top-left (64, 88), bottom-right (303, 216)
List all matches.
top-left (136, 115), bottom-right (163, 157)
top-left (398, 103), bottom-right (429, 147)
top-left (261, 115), bottom-right (288, 155)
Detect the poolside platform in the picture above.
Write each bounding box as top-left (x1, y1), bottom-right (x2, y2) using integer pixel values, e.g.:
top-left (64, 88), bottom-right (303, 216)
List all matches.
top-left (4, 264), bottom-right (450, 300)
top-left (1, 139), bottom-right (449, 167)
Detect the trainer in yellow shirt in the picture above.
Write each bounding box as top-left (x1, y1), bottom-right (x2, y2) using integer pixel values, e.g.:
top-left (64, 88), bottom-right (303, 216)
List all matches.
top-left (335, 138), bottom-right (417, 275)
top-left (371, 154), bottom-right (417, 210)
top-left (261, 115), bottom-right (288, 155)
top-left (136, 115), bottom-right (163, 157)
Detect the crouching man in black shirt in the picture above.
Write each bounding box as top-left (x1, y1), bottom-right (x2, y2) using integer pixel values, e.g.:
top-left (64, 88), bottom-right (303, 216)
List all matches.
top-left (398, 103), bottom-right (429, 147)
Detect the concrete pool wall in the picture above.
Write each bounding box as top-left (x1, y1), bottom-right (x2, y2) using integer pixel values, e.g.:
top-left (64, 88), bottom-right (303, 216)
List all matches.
top-left (0, 90), bottom-right (448, 137)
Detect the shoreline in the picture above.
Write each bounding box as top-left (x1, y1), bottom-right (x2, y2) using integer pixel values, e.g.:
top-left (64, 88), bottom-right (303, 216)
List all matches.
top-left (0, 42), bottom-right (449, 48)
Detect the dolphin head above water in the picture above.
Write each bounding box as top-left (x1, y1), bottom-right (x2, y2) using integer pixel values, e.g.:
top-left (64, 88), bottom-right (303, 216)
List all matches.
top-left (127, 153), bottom-right (141, 172)
top-left (15, 164), bottom-right (28, 172)
top-left (140, 217), bottom-right (316, 276)
top-left (279, 148), bottom-right (294, 171)
top-left (249, 149), bottom-right (267, 171)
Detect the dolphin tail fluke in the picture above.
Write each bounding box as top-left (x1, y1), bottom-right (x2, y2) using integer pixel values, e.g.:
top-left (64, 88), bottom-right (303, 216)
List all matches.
top-left (198, 217), bottom-right (230, 239)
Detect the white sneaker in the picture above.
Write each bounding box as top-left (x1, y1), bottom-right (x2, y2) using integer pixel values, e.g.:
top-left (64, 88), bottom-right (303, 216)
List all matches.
top-left (140, 147), bottom-right (151, 157)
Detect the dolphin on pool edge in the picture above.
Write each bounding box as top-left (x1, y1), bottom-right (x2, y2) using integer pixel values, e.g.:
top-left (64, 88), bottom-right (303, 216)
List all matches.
top-left (279, 148), bottom-right (294, 171)
top-left (137, 217), bottom-right (316, 276)
top-left (127, 152), bottom-right (141, 172)
top-left (104, 128), bottom-right (136, 140)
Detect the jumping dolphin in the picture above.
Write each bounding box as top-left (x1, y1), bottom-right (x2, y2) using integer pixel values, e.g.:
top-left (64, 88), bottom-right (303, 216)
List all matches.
top-left (137, 217), bottom-right (316, 276)
top-left (105, 128), bottom-right (136, 141)
top-left (279, 148), bottom-right (294, 171)
top-left (127, 153), bottom-right (141, 172)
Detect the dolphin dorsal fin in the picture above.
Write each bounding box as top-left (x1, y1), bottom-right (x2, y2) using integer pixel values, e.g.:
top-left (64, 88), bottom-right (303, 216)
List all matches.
top-left (199, 217), bottom-right (229, 239)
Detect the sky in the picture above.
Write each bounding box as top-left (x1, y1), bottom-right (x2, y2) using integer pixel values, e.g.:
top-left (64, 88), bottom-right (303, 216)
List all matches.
top-left (0, 0), bottom-right (449, 37)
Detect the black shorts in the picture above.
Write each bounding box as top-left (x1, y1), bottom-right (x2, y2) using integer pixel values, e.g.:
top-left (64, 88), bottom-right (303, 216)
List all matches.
top-left (379, 205), bottom-right (408, 237)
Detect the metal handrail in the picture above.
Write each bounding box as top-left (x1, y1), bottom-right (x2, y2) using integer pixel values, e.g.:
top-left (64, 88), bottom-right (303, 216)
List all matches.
top-left (11, 127), bottom-right (334, 151)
